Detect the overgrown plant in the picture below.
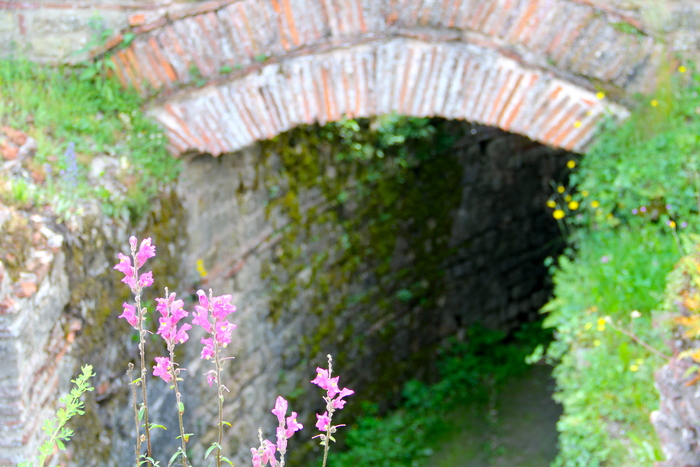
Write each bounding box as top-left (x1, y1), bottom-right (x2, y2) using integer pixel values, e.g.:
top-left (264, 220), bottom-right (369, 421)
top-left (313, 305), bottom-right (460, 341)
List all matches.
top-left (114, 236), bottom-right (352, 465)
top-left (540, 64), bottom-right (698, 466)
top-left (311, 355), bottom-right (354, 467)
top-left (19, 365), bottom-right (95, 467)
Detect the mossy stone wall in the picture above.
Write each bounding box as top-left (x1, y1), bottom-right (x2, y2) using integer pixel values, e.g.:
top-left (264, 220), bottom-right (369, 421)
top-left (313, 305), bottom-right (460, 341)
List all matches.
top-left (176, 119), bottom-right (570, 464)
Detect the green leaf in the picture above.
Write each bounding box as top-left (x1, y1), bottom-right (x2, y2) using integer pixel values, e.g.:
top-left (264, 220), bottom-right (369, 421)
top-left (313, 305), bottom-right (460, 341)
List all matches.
top-left (220, 456), bottom-right (234, 465)
top-left (79, 67), bottom-right (98, 81)
top-left (55, 439), bottom-right (66, 451)
top-left (178, 401), bottom-right (185, 413)
top-left (168, 450), bottom-right (182, 466)
top-left (149, 424), bottom-right (167, 431)
top-left (205, 443), bottom-right (221, 458)
top-left (683, 364), bottom-right (699, 379)
top-left (122, 32), bottom-right (136, 47)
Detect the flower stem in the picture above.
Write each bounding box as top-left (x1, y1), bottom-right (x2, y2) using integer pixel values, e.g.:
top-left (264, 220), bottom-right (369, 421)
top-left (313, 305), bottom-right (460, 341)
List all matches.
top-left (135, 292), bottom-right (153, 464)
top-left (169, 354), bottom-right (189, 467)
top-left (215, 340), bottom-right (224, 467)
top-left (127, 363), bottom-right (141, 467)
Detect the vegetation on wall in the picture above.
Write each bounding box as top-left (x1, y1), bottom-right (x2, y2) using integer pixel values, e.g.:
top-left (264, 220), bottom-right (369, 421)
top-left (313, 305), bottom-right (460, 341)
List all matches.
top-left (541, 64), bottom-right (699, 465)
top-left (0, 59), bottom-right (179, 220)
top-left (260, 116), bottom-right (461, 365)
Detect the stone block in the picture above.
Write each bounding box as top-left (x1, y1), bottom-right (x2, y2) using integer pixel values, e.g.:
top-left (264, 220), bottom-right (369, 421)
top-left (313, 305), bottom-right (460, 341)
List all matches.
top-left (0, 12), bottom-right (16, 34)
top-left (29, 32), bottom-right (89, 61)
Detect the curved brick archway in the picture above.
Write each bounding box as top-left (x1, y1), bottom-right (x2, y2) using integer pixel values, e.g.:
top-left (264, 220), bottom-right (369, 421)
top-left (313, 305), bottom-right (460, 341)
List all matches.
top-left (95, 0), bottom-right (663, 154)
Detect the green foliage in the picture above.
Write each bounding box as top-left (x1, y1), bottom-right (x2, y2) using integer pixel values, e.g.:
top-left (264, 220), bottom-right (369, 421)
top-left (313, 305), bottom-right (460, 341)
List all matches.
top-left (330, 323), bottom-right (551, 467)
top-left (0, 58), bottom-right (180, 220)
top-left (19, 365), bottom-right (95, 467)
top-left (542, 68), bottom-right (700, 465)
top-left (566, 67), bottom-right (700, 233)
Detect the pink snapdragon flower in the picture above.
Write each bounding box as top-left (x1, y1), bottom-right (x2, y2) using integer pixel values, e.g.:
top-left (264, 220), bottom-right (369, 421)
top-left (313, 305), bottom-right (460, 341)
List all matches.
top-left (311, 354), bottom-right (353, 459)
top-left (135, 237), bottom-right (156, 268)
top-left (315, 412), bottom-right (330, 432)
top-left (192, 289), bottom-right (237, 362)
top-left (155, 292), bottom-right (192, 347)
top-left (153, 356), bottom-right (173, 383)
top-left (114, 236), bottom-right (155, 294)
top-left (119, 303), bottom-right (139, 329)
top-left (252, 396), bottom-right (302, 467)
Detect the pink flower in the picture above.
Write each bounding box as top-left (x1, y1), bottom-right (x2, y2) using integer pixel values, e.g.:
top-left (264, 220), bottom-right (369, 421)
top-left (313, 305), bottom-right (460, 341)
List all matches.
top-left (311, 368), bottom-right (340, 398)
top-left (153, 356), bottom-right (172, 383)
top-left (192, 305), bottom-right (213, 333)
top-left (271, 396), bottom-right (288, 424)
top-left (332, 387), bottom-right (355, 409)
top-left (251, 447), bottom-right (261, 467)
top-left (156, 293), bottom-right (191, 346)
top-left (315, 412), bottom-right (330, 432)
top-left (114, 253), bottom-right (134, 277)
top-left (205, 371), bottom-right (217, 387)
top-left (135, 237), bottom-right (156, 268)
top-left (139, 271), bottom-right (154, 288)
top-left (285, 412), bottom-right (303, 438)
top-left (215, 320), bottom-right (236, 346)
top-left (200, 337), bottom-right (215, 360)
top-left (211, 294), bottom-right (236, 319)
top-left (119, 303), bottom-right (139, 328)
top-left (261, 440), bottom-right (277, 467)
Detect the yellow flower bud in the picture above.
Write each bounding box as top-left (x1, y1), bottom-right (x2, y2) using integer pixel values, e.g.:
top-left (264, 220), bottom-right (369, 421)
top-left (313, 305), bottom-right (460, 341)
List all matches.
top-left (567, 160), bottom-right (576, 169)
top-left (596, 92), bottom-right (605, 100)
top-left (581, 190), bottom-right (589, 197)
top-left (651, 99), bottom-right (658, 107)
top-left (591, 200), bottom-right (600, 208)
top-left (679, 66), bottom-right (687, 73)
top-left (569, 201), bottom-right (579, 210)
top-left (546, 200), bottom-right (556, 208)
top-left (557, 186), bottom-right (565, 194)
top-left (553, 209), bottom-right (565, 220)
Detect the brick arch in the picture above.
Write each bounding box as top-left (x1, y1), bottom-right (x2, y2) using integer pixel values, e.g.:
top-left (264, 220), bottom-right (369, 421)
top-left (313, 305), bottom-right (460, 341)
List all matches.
top-left (96, 0), bottom-right (663, 155)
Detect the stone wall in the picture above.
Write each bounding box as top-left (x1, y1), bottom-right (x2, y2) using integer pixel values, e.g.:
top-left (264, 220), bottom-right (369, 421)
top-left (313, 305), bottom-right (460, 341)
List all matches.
top-left (173, 120), bottom-right (569, 464)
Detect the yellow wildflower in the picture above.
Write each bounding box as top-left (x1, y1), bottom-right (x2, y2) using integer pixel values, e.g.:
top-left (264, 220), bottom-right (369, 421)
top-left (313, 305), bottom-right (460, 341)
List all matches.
top-left (196, 259), bottom-right (208, 278)
top-left (574, 120), bottom-right (582, 128)
top-left (594, 339), bottom-right (601, 347)
top-left (553, 209), bottom-right (565, 220)
top-left (569, 201), bottom-right (579, 210)
top-left (567, 160), bottom-right (576, 169)
top-left (629, 364), bottom-right (639, 372)
top-left (596, 92), bottom-right (605, 100)
top-left (651, 99), bottom-right (658, 107)
top-left (679, 65), bottom-right (687, 73)
top-left (565, 195), bottom-right (572, 202)
top-left (591, 200), bottom-right (600, 208)
top-left (669, 220), bottom-right (677, 228)
top-left (557, 186), bottom-right (565, 194)
top-left (581, 190), bottom-right (589, 197)
top-left (597, 318), bottom-right (606, 326)
top-left (584, 322), bottom-right (592, 330)
top-left (597, 324), bottom-right (606, 331)
top-left (546, 200), bottom-right (556, 208)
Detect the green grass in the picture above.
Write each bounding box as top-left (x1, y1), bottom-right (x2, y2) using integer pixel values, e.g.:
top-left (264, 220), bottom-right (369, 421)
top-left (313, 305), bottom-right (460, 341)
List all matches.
top-left (0, 58), bottom-right (180, 219)
top-left (541, 66), bottom-right (700, 466)
top-left (329, 323), bottom-right (553, 467)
